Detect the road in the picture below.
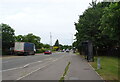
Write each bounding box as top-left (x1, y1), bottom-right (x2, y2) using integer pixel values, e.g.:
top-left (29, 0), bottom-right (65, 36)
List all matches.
top-left (2, 52), bottom-right (104, 81)
top-left (2, 52), bottom-right (62, 70)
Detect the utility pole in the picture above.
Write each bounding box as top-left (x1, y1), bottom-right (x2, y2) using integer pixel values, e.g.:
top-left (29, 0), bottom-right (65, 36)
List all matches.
top-left (70, 33), bottom-right (73, 46)
top-left (50, 32), bottom-right (52, 49)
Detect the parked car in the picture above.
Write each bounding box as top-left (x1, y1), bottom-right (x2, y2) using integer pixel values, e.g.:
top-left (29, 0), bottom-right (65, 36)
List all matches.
top-left (44, 50), bottom-right (52, 54)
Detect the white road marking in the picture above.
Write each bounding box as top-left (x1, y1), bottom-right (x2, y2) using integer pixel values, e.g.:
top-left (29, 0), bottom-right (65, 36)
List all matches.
top-left (23, 64), bottom-right (29, 68)
top-left (2, 67), bottom-right (23, 72)
top-left (44, 58), bottom-right (53, 60)
top-left (16, 63), bottom-right (49, 80)
top-left (2, 61), bottom-right (9, 63)
top-left (44, 55), bottom-right (50, 56)
top-left (28, 61), bottom-right (42, 65)
top-left (1, 61), bottom-right (42, 72)
top-left (16, 55), bottom-right (66, 80)
top-left (53, 59), bottom-right (58, 62)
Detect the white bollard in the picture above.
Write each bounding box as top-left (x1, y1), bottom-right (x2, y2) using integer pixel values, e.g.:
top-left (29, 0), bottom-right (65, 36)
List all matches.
top-left (97, 58), bottom-right (101, 69)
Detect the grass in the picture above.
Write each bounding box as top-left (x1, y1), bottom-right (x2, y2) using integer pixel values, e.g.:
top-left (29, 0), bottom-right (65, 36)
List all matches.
top-left (89, 56), bottom-right (119, 80)
top-left (75, 52), bottom-right (80, 55)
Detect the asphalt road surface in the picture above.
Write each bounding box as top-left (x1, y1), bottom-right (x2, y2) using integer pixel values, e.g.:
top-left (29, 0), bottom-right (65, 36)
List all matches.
top-left (2, 52), bottom-right (104, 81)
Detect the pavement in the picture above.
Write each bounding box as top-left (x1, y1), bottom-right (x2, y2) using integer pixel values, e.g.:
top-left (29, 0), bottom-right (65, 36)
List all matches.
top-left (2, 52), bottom-right (104, 81)
top-left (65, 53), bottom-right (103, 80)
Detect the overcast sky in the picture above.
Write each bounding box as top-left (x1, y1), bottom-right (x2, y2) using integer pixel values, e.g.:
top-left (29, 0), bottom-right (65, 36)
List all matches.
top-left (0, 0), bottom-right (103, 45)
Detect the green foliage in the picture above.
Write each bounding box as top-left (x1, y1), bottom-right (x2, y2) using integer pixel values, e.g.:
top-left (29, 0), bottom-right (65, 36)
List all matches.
top-left (15, 33), bottom-right (41, 49)
top-left (54, 39), bottom-right (59, 46)
top-left (43, 44), bottom-right (50, 48)
top-left (15, 32), bottom-right (51, 50)
top-left (15, 35), bottom-right (25, 42)
top-left (36, 48), bottom-right (55, 53)
top-left (59, 45), bottom-right (72, 50)
top-left (75, 2), bottom-right (107, 47)
top-left (90, 56), bottom-right (119, 80)
top-left (100, 2), bottom-right (120, 46)
top-left (74, 1), bottom-right (120, 56)
top-left (36, 49), bottom-right (46, 53)
top-left (1, 23), bottom-right (15, 54)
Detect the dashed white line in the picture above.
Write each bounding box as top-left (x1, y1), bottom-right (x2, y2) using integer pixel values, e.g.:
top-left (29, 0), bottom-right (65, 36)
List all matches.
top-left (2, 61), bottom-right (9, 63)
top-left (44, 58), bottom-right (53, 60)
top-left (16, 55), bottom-right (66, 80)
top-left (1, 61), bottom-right (42, 72)
top-left (2, 67), bottom-right (23, 72)
top-left (16, 63), bottom-right (49, 80)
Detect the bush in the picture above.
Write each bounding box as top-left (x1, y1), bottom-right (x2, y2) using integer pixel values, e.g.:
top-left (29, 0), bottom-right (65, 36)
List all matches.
top-left (35, 48), bottom-right (55, 53)
top-left (36, 49), bottom-right (45, 53)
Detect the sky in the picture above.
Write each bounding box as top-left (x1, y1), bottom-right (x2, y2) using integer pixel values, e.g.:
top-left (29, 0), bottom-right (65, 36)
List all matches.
top-left (0, 0), bottom-right (103, 45)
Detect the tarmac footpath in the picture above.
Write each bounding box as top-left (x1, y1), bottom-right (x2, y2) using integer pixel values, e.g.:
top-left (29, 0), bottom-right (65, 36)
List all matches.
top-left (65, 53), bottom-right (104, 82)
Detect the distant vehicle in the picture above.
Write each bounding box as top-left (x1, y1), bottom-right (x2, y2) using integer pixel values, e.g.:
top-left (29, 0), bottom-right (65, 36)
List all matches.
top-left (61, 50), bottom-right (64, 52)
top-left (66, 49), bottom-right (69, 52)
top-left (61, 49), bottom-right (65, 52)
top-left (44, 50), bottom-right (52, 54)
top-left (14, 42), bottom-right (36, 56)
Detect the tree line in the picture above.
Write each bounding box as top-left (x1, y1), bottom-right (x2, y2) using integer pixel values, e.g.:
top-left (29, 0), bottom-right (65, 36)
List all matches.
top-left (54, 39), bottom-right (72, 51)
top-left (1, 23), bottom-right (51, 55)
top-left (73, 1), bottom-right (120, 56)
top-left (1, 23), bottom-right (72, 55)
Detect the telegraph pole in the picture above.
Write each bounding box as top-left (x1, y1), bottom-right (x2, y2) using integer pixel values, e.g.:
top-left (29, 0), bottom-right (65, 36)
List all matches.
top-left (50, 32), bottom-right (52, 49)
top-left (70, 33), bottom-right (73, 46)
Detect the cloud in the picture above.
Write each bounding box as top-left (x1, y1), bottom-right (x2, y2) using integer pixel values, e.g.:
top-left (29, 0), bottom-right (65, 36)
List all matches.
top-left (0, 0), bottom-right (103, 45)
top-left (1, 0), bottom-right (88, 4)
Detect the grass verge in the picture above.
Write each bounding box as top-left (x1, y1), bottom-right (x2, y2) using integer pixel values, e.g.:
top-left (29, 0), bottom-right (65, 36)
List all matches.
top-left (89, 56), bottom-right (119, 80)
top-left (75, 52), bottom-right (80, 55)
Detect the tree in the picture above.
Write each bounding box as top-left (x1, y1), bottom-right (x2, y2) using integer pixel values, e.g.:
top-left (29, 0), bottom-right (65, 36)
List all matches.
top-left (15, 33), bottom-right (41, 49)
top-left (100, 2), bottom-right (120, 47)
top-left (43, 44), bottom-right (50, 49)
top-left (1, 23), bottom-right (15, 54)
top-left (74, 1), bottom-right (119, 56)
top-left (15, 35), bottom-right (25, 42)
top-left (75, 2), bottom-right (106, 47)
top-left (53, 39), bottom-right (60, 51)
top-left (60, 45), bottom-right (72, 50)
top-left (54, 39), bottom-right (59, 46)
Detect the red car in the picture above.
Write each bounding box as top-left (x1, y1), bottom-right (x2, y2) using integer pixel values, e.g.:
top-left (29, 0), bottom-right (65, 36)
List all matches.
top-left (44, 50), bottom-right (52, 54)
